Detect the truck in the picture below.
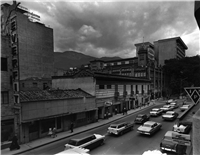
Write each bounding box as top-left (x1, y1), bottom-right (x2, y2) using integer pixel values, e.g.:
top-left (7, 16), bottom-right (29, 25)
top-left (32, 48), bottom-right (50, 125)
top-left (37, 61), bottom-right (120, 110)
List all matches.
top-left (107, 122), bottom-right (134, 136)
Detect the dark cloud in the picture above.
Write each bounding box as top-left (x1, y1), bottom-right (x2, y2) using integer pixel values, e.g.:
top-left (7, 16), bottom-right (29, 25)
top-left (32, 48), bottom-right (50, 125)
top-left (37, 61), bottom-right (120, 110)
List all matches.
top-left (20, 1), bottom-right (199, 58)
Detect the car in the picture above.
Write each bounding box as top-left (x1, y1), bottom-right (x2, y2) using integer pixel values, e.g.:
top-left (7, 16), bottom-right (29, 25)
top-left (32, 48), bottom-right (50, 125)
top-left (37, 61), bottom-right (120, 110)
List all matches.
top-left (55, 148), bottom-right (90, 155)
top-left (180, 105), bottom-right (190, 111)
top-left (166, 99), bottom-right (174, 105)
top-left (137, 121), bottom-right (162, 135)
top-left (162, 111), bottom-right (179, 121)
top-left (172, 121), bottom-right (192, 134)
top-left (160, 131), bottom-right (191, 153)
top-left (107, 122), bottom-right (134, 136)
top-left (149, 108), bottom-right (163, 116)
top-left (170, 102), bottom-right (179, 109)
top-left (65, 134), bottom-right (105, 151)
top-left (160, 105), bottom-right (173, 112)
top-left (134, 114), bottom-right (150, 124)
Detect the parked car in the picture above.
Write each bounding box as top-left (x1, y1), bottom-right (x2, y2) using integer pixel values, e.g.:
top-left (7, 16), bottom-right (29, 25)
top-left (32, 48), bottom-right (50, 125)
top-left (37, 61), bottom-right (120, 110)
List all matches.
top-left (107, 122), bottom-right (134, 136)
top-left (55, 148), bottom-right (90, 155)
top-left (137, 121), bottom-right (162, 136)
top-left (160, 105), bottom-right (173, 112)
top-left (170, 102), bottom-right (179, 109)
top-left (180, 105), bottom-right (190, 111)
top-left (134, 114), bottom-right (150, 124)
top-left (162, 111), bottom-right (179, 121)
top-left (160, 131), bottom-right (191, 153)
top-left (172, 121), bottom-right (192, 134)
top-left (65, 134), bottom-right (105, 151)
top-left (150, 108), bottom-right (163, 116)
top-left (166, 99), bottom-right (174, 105)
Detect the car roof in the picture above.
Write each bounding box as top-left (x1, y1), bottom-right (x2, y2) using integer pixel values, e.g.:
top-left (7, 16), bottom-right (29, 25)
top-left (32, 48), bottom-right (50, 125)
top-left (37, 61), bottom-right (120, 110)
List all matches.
top-left (137, 114), bottom-right (145, 116)
top-left (170, 102), bottom-right (176, 104)
top-left (152, 108), bottom-right (159, 110)
top-left (144, 121), bottom-right (156, 125)
top-left (164, 131), bottom-right (191, 140)
top-left (166, 111), bottom-right (175, 114)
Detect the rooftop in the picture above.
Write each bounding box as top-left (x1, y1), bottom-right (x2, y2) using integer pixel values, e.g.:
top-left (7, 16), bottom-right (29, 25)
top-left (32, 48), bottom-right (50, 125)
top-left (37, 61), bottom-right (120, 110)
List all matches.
top-left (20, 88), bottom-right (93, 102)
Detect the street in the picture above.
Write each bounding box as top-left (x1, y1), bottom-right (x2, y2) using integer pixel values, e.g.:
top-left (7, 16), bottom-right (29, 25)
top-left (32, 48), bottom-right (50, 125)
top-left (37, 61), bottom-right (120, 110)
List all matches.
top-left (21, 101), bottom-right (190, 155)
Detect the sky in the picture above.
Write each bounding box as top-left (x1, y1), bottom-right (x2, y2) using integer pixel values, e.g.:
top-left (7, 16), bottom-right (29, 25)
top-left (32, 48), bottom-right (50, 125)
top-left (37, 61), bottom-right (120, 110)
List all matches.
top-left (4, 0), bottom-right (200, 58)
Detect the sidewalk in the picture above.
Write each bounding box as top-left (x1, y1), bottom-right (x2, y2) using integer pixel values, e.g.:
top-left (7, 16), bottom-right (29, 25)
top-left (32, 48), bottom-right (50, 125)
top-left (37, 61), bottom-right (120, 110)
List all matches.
top-left (1, 100), bottom-right (166, 155)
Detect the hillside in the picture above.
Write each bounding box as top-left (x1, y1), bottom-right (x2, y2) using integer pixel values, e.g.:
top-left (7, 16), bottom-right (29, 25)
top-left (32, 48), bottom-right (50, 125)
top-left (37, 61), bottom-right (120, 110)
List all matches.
top-left (54, 51), bottom-right (121, 70)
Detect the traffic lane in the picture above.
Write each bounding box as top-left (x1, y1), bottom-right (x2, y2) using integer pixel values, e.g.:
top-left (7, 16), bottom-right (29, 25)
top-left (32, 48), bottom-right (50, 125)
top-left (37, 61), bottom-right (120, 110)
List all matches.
top-left (21, 103), bottom-right (180, 155)
top-left (21, 105), bottom-right (158, 155)
top-left (91, 111), bottom-right (179, 155)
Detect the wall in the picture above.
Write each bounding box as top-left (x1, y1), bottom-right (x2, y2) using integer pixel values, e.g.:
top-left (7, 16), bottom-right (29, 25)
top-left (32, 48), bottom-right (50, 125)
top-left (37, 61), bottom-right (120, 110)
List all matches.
top-left (17, 12), bottom-right (54, 80)
top-left (52, 77), bottom-right (95, 96)
top-left (193, 109), bottom-right (200, 155)
top-left (21, 97), bottom-right (95, 121)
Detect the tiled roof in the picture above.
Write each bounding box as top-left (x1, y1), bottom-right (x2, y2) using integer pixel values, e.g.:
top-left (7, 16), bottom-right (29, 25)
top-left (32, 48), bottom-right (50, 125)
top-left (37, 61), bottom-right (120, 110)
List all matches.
top-left (20, 88), bottom-right (93, 102)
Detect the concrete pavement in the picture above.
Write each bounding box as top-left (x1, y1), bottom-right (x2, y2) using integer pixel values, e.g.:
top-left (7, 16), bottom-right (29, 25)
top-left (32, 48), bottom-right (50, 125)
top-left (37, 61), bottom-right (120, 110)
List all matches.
top-left (1, 99), bottom-right (166, 155)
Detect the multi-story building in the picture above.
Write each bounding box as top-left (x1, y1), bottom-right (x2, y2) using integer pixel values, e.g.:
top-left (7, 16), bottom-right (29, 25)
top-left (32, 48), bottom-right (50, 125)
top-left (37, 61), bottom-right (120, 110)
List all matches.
top-left (1, 35), bottom-right (16, 149)
top-left (52, 70), bottom-right (151, 119)
top-left (154, 37), bottom-right (188, 66)
top-left (1, 1), bottom-right (54, 145)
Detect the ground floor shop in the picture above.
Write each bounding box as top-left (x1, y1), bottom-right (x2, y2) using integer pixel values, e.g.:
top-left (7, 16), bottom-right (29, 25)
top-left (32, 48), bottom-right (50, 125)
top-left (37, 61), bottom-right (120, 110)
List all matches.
top-left (19, 110), bottom-right (97, 144)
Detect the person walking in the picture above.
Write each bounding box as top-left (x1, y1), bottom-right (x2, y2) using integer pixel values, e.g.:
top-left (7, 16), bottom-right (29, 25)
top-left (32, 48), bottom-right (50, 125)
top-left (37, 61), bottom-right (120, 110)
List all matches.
top-left (70, 122), bottom-right (74, 133)
top-left (10, 134), bottom-right (20, 151)
top-left (53, 127), bottom-right (57, 138)
top-left (48, 128), bottom-right (53, 138)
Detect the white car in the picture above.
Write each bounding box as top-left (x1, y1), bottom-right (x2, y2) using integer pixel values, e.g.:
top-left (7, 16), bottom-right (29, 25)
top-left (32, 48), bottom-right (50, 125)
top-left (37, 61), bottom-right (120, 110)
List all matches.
top-left (149, 108), bottom-right (163, 116)
top-left (55, 148), bottom-right (90, 155)
top-left (180, 105), bottom-right (190, 111)
top-left (65, 134), bottom-right (105, 151)
top-left (160, 105), bottom-right (173, 112)
top-left (137, 121), bottom-right (162, 135)
top-left (170, 102), bottom-right (179, 109)
top-left (162, 111), bottom-right (179, 121)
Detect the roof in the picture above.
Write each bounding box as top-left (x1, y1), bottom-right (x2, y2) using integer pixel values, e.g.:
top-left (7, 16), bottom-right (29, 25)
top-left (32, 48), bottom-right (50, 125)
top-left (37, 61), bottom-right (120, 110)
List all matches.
top-left (156, 37), bottom-right (188, 49)
top-left (152, 108), bottom-right (159, 111)
top-left (20, 88), bottom-right (93, 102)
top-left (166, 111), bottom-right (175, 114)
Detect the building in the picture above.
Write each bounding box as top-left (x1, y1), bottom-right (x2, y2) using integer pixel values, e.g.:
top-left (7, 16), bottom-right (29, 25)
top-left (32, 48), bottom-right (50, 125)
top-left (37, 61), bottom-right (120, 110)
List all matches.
top-left (52, 69), bottom-right (151, 119)
top-left (1, 1), bottom-right (54, 146)
top-left (1, 35), bottom-right (16, 149)
top-left (19, 89), bottom-right (96, 143)
top-left (154, 37), bottom-right (188, 66)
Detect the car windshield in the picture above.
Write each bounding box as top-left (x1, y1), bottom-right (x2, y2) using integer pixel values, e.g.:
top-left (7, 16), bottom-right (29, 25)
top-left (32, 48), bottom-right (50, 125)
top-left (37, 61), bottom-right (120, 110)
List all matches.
top-left (137, 115), bottom-right (143, 118)
top-left (68, 140), bottom-right (78, 146)
top-left (110, 125), bottom-right (117, 128)
top-left (164, 136), bottom-right (172, 141)
top-left (163, 105), bottom-right (169, 108)
top-left (143, 124), bottom-right (152, 127)
top-left (183, 105), bottom-right (189, 107)
top-left (165, 113), bottom-right (173, 116)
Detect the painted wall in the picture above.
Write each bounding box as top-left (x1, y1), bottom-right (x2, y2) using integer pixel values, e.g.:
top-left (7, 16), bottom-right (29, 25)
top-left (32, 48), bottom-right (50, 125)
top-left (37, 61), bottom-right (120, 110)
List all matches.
top-left (21, 97), bottom-right (95, 121)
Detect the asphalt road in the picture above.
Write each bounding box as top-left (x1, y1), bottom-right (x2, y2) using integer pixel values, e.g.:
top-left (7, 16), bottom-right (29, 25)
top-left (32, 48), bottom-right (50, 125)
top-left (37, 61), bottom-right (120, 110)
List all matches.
top-left (22, 101), bottom-right (189, 155)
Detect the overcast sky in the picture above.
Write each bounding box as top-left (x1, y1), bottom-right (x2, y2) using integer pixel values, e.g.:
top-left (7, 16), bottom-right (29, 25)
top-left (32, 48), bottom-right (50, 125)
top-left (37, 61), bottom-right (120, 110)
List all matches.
top-left (5, 0), bottom-right (200, 58)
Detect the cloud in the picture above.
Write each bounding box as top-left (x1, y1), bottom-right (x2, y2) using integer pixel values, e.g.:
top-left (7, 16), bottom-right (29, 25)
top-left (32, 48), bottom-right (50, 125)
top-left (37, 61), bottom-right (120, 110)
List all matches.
top-left (18, 1), bottom-right (199, 58)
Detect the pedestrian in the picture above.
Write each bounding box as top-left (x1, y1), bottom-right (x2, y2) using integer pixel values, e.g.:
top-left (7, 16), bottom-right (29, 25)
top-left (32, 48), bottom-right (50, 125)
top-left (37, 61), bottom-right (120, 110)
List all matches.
top-left (115, 108), bottom-right (118, 115)
top-left (10, 134), bottom-right (20, 151)
top-left (53, 127), bottom-right (57, 138)
top-left (147, 101), bottom-right (150, 106)
top-left (48, 128), bottom-right (53, 138)
top-left (70, 122), bottom-right (74, 133)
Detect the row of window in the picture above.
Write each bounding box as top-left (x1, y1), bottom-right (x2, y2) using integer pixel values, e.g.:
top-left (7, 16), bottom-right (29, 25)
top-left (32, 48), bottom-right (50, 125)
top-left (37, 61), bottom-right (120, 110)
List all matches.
top-left (104, 60), bottom-right (134, 67)
top-left (135, 72), bottom-right (146, 77)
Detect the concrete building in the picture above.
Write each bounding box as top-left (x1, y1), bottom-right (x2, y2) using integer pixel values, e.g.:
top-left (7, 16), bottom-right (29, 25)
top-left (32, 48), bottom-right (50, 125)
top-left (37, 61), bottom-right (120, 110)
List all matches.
top-left (154, 37), bottom-right (188, 66)
top-left (1, 35), bottom-right (16, 149)
top-left (1, 1), bottom-right (54, 146)
top-left (53, 70), bottom-right (151, 119)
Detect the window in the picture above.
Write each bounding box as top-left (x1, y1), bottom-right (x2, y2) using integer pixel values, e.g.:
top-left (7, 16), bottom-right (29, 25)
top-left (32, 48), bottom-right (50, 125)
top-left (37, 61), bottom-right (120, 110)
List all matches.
top-left (22, 83), bottom-right (25, 88)
top-left (99, 85), bottom-right (105, 89)
top-left (107, 85), bottom-right (111, 89)
top-left (1, 91), bottom-right (9, 104)
top-left (43, 83), bottom-right (47, 90)
top-left (1, 119), bottom-right (14, 142)
top-left (1, 57), bottom-right (8, 71)
top-left (139, 54), bottom-right (145, 61)
top-left (117, 62), bottom-right (121, 65)
top-left (33, 82), bottom-right (38, 87)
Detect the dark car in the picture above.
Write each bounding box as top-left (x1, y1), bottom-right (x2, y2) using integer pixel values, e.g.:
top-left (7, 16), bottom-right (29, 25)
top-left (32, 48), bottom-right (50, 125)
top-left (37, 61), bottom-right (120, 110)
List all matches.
top-left (65, 134), bottom-right (105, 151)
top-left (134, 114), bottom-right (150, 124)
top-left (172, 121), bottom-right (192, 134)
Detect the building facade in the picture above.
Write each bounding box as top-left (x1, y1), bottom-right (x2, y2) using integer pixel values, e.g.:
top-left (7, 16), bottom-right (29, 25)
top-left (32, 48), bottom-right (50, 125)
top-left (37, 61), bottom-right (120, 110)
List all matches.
top-left (154, 37), bottom-right (188, 66)
top-left (52, 70), bottom-right (151, 119)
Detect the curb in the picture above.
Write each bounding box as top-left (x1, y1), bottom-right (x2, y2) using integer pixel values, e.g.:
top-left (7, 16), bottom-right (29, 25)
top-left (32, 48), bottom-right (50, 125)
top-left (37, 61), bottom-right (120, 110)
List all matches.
top-left (14, 104), bottom-right (156, 155)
